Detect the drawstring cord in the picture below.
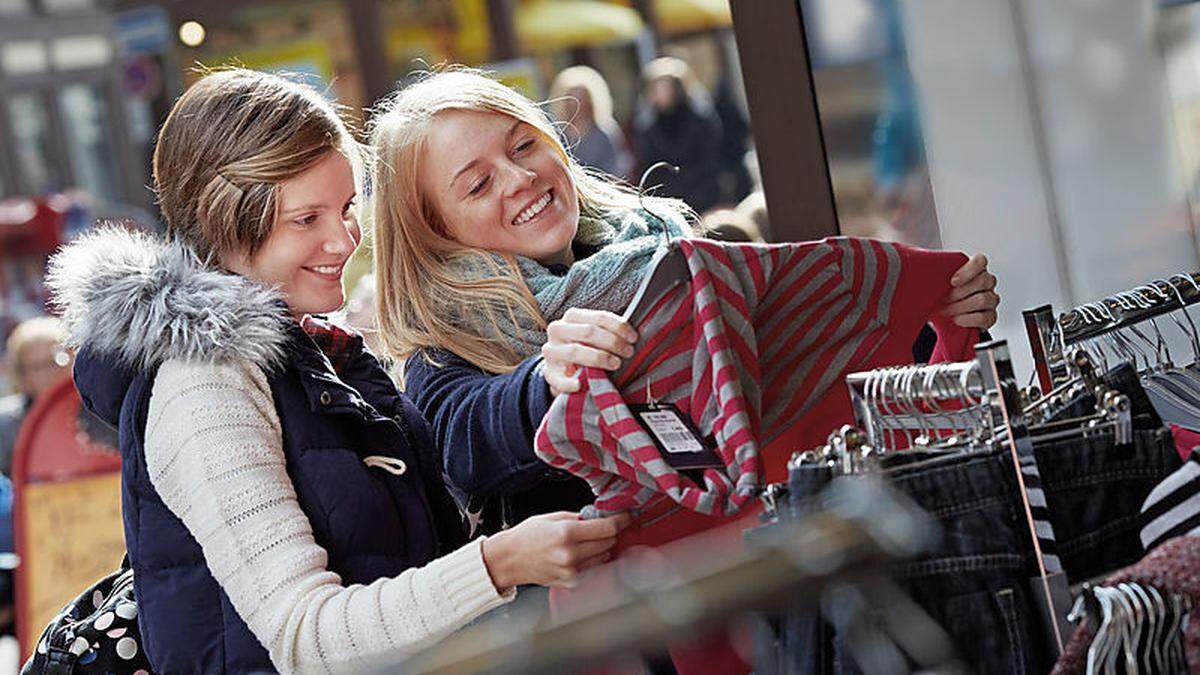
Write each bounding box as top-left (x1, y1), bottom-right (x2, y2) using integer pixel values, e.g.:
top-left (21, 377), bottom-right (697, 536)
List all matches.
top-left (362, 456), bottom-right (407, 475)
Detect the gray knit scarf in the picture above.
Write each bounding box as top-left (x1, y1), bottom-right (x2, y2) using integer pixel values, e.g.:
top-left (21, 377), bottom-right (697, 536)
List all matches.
top-left (444, 207), bottom-right (688, 360)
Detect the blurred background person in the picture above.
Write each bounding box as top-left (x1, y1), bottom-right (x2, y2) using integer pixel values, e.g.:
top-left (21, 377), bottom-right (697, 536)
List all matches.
top-left (701, 207), bottom-right (762, 243)
top-left (550, 65), bottom-right (635, 182)
top-left (634, 57), bottom-right (725, 213)
top-left (0, 316), bottom-right (71, 478)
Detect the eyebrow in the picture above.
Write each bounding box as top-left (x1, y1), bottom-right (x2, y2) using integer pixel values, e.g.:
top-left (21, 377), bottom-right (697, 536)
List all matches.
top-left (450, 120), bottom-right (524, 189)
top-left (280, 193), bottom-right (356, 216)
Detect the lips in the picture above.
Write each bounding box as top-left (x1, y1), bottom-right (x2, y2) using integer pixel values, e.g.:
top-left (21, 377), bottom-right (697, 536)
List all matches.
top-left (512, 189), bottom-right (554, 226)
top-left (303, 262), bottom-right (345, 281)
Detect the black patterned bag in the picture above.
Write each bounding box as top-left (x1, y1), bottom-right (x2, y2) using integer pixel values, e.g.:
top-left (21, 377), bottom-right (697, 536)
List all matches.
top-left (20, 559), bottom-right (152, 675)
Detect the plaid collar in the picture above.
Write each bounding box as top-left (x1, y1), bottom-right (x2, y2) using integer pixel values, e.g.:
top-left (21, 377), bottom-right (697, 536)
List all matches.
top-left (301, 316), bottom-right (359, 377)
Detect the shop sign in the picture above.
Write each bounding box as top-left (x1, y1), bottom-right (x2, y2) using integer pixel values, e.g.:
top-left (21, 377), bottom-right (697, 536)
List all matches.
top-left (115, 6), bottom-right (172, 57)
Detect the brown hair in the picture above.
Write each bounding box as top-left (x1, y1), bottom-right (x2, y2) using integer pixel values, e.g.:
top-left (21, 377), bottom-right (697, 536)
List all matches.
top-left (152, 68), bottom-right (358, 261)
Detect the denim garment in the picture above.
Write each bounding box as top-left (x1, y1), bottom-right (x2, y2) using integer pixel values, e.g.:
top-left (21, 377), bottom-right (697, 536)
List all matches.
top-left (1034, 426), bottom-right (1180, 583)
top-left (753, 450), bottom-right (1054, 675)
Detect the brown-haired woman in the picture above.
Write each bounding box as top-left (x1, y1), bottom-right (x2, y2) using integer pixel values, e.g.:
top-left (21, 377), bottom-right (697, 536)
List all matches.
top-left (47, 68), bottom-right (627, 675)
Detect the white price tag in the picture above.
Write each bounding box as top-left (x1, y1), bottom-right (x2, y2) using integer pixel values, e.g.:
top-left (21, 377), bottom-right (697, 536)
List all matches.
top-left (639, 410), bottom-right (707, 454)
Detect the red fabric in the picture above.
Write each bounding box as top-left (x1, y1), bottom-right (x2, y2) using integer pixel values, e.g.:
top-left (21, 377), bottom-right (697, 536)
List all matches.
top-left (1170, 423), bottom-right (1200, 462)
top-left (550, 241), bottom-right (976, 674)
top-left (301, 316), bottom-right (359, 376)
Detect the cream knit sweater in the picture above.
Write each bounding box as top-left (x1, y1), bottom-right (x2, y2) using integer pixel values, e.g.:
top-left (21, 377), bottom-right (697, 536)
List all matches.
top-left (143, 357), bottom-right (514, 674)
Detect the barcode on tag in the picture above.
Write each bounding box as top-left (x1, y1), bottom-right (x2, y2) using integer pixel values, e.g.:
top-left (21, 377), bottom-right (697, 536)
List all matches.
top-left (639, 410), bottom-right (706, 454)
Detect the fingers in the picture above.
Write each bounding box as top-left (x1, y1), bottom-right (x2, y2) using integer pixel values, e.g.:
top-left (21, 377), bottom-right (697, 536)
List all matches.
top-left (944, 271), bottom-right (997, 304)
top-left (953, 309), bottom-right (998, 329)
top-left (567, 512), bottom-right (634, 541)
top-left (547, 320), bottom-right (635, 359)
top-left (542, 341), bottom-right (623, 371)
top-left (577, 549), bottom-right (614, 572)
top-left (545, 368), bottom-right (582, 396)
top-left (562, 308), bottom-right (639, 343)
top-left (950, 253), bottom-right (988, 287)
top-left (571, 537), bottom-right (619, 562)
top-left (942, 289), bottom-right (1000, 318)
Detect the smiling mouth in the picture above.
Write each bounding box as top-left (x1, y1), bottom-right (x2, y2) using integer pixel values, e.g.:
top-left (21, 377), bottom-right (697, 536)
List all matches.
top-left (304, 263), bottom-right (345, 280)
top-left (513, 190), bottom-right (554, 226)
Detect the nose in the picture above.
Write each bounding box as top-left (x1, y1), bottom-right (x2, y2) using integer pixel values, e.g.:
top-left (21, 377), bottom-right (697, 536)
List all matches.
top-left (501, 160), bottom-right (537, 197)
top-left (322, 218), bottom-right (360, 255)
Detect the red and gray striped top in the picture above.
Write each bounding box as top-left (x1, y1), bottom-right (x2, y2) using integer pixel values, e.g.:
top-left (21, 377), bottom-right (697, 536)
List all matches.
top-left (534, 237), bottom-right (976, 519)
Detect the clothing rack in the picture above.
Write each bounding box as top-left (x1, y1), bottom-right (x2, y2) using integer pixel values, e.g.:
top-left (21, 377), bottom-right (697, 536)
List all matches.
top-left (843, 340), bottom-right (1071, 652)
top-left (391, 479), bottom-right (944, 675)
top-left (1024, 272), bottom-right (1200, 393)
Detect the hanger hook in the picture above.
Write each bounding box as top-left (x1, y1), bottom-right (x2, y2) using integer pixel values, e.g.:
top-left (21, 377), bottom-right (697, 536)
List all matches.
top-left (637, 161), bottom-right (681, 246)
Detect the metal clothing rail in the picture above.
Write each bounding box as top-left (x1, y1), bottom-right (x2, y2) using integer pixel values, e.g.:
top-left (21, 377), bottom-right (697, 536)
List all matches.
top-left (1024, 272), bottom-right (1200, 392)
top-left (844, 340), bottom-right (1070, 653)
top-left (388, 479), bottom-right (940, 675)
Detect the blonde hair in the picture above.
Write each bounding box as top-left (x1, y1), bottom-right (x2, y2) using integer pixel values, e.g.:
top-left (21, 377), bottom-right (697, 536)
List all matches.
top-left (550, 65), bottom-right (617, 129)
top-left (370, 67), bottom-right (683, 375)
top-left (6, 316), bottom-right (66, 379)
top-left (153, 67), bottom-right (361, 262)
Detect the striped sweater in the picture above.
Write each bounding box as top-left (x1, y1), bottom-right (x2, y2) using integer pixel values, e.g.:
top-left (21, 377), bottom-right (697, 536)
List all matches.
top-left (534, 237), bottom-right (976, 520)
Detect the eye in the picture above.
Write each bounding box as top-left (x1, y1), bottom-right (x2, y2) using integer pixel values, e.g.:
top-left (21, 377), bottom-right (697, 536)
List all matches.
top-left (294, 213), bottom-right (318, 227)
top-left (341, 198), bottom-right (356, 217)
top-left (468, 175), bottom-right (490, 196)
top-left (513, 138), bottom-right (535, 154)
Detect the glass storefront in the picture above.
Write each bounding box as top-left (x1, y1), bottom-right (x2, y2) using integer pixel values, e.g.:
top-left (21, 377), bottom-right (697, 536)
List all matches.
top-left (801, 0), bottom-right (1200, 375)
top-left (57, 83), bottom-right (120, 207)
top-left (8, 93), bottom-right (56, 196)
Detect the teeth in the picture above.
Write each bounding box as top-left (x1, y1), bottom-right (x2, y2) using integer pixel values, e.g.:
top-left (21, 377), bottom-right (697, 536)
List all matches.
top-left (513, 192), bottom-right (552, 225)
top-left (311, 265), bottom-right (341, 275)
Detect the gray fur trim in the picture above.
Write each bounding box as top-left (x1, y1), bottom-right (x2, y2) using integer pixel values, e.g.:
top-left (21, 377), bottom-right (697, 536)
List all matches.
top-left (46, 226), bottom-right (291, 370)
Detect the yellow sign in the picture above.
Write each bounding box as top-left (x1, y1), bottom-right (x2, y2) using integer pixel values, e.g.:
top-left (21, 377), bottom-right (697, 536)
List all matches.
top-left (210, 40), bottom-right (335, 82)
top-left (19, 473), bottom-right (124, 657)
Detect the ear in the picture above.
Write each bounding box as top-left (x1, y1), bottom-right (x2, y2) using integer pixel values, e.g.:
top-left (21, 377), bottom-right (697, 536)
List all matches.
top-left (218, 246), bottom-right (255, 279)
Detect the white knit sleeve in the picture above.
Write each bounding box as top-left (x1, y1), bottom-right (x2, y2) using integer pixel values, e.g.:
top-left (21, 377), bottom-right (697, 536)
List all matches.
top-left (143, 358), bottom-right (513, 675)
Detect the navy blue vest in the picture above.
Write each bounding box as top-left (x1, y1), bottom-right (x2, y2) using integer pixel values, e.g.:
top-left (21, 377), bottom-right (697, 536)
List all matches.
top-left (77, 322), bottom-right (464, 674)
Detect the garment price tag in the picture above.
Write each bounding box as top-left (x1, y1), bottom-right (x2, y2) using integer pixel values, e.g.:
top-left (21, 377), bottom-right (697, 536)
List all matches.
top-left (629, 402), bottom-right (724, 470)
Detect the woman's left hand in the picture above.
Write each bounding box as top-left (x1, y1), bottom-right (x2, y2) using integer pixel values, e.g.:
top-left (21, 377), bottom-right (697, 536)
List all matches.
top-left (942, 253), bottom-right (1000, 330)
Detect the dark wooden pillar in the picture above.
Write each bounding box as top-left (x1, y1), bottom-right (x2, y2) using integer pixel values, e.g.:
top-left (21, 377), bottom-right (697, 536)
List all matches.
top-left (345, 0), bottom-right (392, 108)
top-left (486, 0), bottom-right (519, 61)
top-left (729, 1), bottom-right (838, 242)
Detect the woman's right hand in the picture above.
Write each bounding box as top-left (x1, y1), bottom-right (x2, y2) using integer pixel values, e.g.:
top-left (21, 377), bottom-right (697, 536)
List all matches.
top-left (542, 308), bottom-right (639, 396)
top-left (482, 511), bottom-right (633, 590)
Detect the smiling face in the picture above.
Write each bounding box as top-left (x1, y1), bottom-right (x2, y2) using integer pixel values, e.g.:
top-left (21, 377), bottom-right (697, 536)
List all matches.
top-left (420, 109), bottom-right (580, 266)
top-left (222, 151), bottom-right (360, 319)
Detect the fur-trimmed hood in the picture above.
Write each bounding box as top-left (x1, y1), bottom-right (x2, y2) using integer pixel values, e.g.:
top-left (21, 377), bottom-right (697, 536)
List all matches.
top-left (47, 226), bottom-right (293, 426)
top-left (48, 226), bottom-right (291, 371)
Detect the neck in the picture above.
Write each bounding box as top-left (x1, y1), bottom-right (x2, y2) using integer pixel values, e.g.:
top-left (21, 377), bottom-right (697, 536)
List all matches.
top-left (538, 245), bottom-right (575, 268)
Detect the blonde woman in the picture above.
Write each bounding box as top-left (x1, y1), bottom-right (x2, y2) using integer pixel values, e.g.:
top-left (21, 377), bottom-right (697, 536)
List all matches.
top-left (46, 68), bottom-right (627, 675)
top-left (370, 69), bottom-right (1001, 536)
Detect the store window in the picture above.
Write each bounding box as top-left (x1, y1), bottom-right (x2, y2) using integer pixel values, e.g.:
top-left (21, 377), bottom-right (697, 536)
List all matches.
top-left (801, 0), bottom-right (1200, 374)
top-left (0, 0), bottom-right (30, 16)
top-left (58, 83), bottom-right (120, 206)
top-left (39, 0), bottom-right (94, 13)
top-left (8, 93), bottom-right (56, 196)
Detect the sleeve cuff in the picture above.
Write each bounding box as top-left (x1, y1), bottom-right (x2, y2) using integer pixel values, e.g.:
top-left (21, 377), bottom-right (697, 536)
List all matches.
top-left (435, 537), bottom-right (516, 618)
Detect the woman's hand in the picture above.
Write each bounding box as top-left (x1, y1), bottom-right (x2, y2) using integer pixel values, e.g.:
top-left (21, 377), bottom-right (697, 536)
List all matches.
top-left (942, 254), bottom-right (1000, 330)
top-left (482, 511), bottom-right (633, 590)
top-left (542, 308), bottom-right (639, 396)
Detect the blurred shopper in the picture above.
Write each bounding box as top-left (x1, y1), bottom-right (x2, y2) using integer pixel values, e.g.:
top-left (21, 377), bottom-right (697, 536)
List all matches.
top-left (0, 316), bottom-right (70, 477)
top-left (550, 66), bottom-right (634, 181)
top-left (47, 68), bottom-right (627, 675)
top-left (634, 57), bottom-right (725, 212)
top-left (712, 75), bottom-right (754, 204)
top-left (701, 207), bottom-right (762, 243)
